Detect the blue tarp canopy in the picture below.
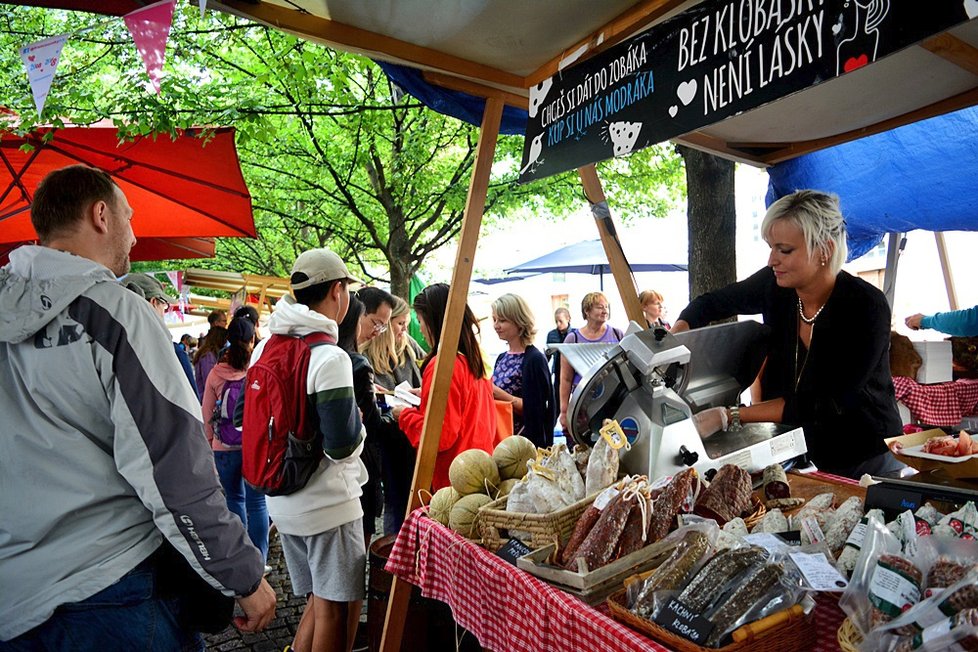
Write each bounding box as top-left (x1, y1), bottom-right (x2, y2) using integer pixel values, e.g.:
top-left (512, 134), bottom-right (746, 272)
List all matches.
top-left (766, 106), bottom-right (978, 261)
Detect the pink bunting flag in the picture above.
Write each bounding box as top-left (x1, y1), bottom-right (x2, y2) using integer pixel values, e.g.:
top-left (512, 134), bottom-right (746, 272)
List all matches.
top-left (123, 0), bottom-right (177, 94)
top-left (19, 35), bottom-right (68, 117)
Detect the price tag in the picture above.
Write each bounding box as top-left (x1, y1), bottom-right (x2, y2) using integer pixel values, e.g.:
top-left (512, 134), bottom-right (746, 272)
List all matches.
top-left (600, 420), bottom-right (627, 450)
top-left (496, 538), bottom-right (532, 566)
top-left (653, 597), bottom-right (714, 644)
top-left (789, 551), bottom-right (849, 592)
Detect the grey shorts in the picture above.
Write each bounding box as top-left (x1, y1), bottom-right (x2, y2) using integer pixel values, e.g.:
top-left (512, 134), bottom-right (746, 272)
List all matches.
top-left (279, 519), bottom-right (366, 602)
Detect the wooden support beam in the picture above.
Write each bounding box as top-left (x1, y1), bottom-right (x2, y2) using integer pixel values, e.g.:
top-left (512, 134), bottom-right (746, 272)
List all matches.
top-left (213, 0), bottom-right (523, 88)
top-left (380, 97), bottom-right (504, 652)
top-left (921, 32), bottom-right (978, 78)
top-left (525, 0), bottom-right (689, 87)
top-left (758, 85), bottom-right (978, 165)
top-left (672, 133), bottom-right (770, 167)
top-left (422, 71), bottom-right (529, 110)
top-left (577, 164), bottom-right (645, 326)
top-left (935, 232), bottom-right (959, 310)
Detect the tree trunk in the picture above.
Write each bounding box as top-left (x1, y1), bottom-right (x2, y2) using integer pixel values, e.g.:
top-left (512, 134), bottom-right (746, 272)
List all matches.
top-left (388, 256), bottom-right (414, 301)
top-left (677, 145), bottom-right (737, 300)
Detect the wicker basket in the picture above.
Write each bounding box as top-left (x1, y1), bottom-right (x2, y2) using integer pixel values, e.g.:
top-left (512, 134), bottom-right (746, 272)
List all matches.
top-left (837, 617), bottom-right (862, 652)
top-left (477, 492), bottom-right (594, 551)
top-left (607, 588), bottom-right (816, 652)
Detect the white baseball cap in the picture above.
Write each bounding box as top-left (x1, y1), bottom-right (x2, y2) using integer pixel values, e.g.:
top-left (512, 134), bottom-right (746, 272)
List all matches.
top-left (290, 248), bottom-right (363, 290)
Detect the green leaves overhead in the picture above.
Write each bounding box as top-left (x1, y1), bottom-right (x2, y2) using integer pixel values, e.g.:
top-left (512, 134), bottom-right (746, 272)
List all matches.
top-left (0, 5), bottom-right (684, 297)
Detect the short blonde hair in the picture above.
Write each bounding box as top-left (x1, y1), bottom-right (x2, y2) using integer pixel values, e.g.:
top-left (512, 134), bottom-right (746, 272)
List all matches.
top-left (581, 292), bottom-right (609, 320)
top-left (762, 189), bottom-right (848, 274)
top-left (492, 293), bottom-right (536, 348)
top-left (639, 290), bottom-right (664, 306)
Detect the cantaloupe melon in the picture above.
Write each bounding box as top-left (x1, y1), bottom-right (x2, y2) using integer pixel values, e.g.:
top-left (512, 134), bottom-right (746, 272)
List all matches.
top-left (449, 449), bottom-right (499, 495)
top-left (493, 435), bottom-right (536, 480)
top-left (449, 493), bottom-right (492, 538)
top-left (428, 486), bottom-right (461, 526)
top-left (496, 478), bottom-right (518, 499)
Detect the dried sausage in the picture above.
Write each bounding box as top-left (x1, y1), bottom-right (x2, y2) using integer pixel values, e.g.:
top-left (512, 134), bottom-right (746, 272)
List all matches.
top-left (868, 554), bottom-right (923, 628)
top-left (704, 563), bottom-right (785, 648)
top-left (677, 546), bottom-right (767, 613)
top-left (695, 464), bottom-right (753, 525)
top-left (559, 504), bottom-right (600, 566)
top-left (649, 469), bottom-right (697, 543)
top-left (564, 492), bottom-right (635, 571)
top-left (632, 530), bottom-right (710, 617)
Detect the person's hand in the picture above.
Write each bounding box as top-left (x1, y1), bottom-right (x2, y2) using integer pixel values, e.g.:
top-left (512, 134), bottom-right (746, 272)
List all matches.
top-left (905, 314), bottom-right (925, 331)
top-left (407, 387), bottom-right (421, 397)
top-left (234, 578), bottom-right (277, 632)
top-left (391, 405), bottom-right (405, 419)
top-left (691, 406), bottom-right (728, 438)
top-left (559, 411), bottom-right (568, 431)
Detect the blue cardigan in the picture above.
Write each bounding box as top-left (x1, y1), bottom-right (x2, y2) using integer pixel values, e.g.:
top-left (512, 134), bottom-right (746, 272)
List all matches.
top-left (495, 345), bottom-right (556, 447)
top-left (921, 306), bottom-right (978, 336)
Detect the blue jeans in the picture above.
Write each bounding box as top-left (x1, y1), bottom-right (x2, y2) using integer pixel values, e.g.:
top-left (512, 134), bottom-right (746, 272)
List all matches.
top-left (0, 555), bottom-right (203, 651)
top-left (214, 449), bottom-right (269, 561)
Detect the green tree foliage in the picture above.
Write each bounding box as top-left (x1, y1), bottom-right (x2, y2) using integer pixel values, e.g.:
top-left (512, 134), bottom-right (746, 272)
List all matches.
top-left (0, 6), bottom-right (685, 297)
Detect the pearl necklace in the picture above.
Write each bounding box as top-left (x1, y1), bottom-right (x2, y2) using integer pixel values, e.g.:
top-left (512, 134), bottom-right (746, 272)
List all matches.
top-left (797, 297), bottom-right (825, 325)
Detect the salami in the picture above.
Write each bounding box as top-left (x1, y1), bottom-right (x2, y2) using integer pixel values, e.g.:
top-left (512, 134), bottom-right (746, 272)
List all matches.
top-left (762, 463), bottom-right (790, 500)
top-left (616, 494), bottom-right (653, 558)
top-left (649, 469), bottom-right (698, 543)
top-left (868, 554), bottom-right (924, 628)
top-left (695, 464), bottom-right (753, 525)
top-left (559, 504), bottom-right (601, 566)
top-left (565, 491), bottom-right (636, 571)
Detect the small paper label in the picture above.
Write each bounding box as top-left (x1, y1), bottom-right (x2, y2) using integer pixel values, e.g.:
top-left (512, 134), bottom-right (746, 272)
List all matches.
top-left (653, 598), bottom-right (714, 644)
top-left (789, 551), bottom-right (849, 591)
top-left (600, 420), bottom-right (627, 450)
top-left (744, 533), bottom-right (792, 554)
top-left (843, 519), bottom-right (869, 551)
top-left (868, 560), bottom-right (922, 619)
top-left (496, 538), bottom-right (532, 566)
top-left (594, 487), bottom-right (620, 510)
top-left (800, 516), bottom-right (826, 545)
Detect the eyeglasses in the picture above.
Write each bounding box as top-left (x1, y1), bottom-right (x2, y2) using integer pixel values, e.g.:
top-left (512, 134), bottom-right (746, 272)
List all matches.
top-left (152, 296), bottom-right (171, 311)
top-left (371, 317), bottom-right (388, 334)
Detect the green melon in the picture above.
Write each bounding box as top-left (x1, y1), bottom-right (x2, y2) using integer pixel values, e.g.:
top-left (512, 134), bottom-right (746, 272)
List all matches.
top-left (496, 478), bottom-right (519, 499)
top-left (493, 435), bottom-right (537, 480)
top-left (428, 486), bottom-right (461, 526)
top-left (449, 493), bottom-right (492, 538)
top-left (449, 449), bottom-right (500, 496)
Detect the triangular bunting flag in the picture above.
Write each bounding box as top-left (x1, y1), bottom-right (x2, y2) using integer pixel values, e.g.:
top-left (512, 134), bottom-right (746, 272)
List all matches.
top-left (19, 35), bottom-right (68, 117)
top-left (123, 0), bottom-right (176, 95)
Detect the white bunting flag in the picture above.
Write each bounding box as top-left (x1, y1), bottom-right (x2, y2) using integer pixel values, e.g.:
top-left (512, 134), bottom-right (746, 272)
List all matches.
top-left (20, 35), bottom-right (68, 117)
top-left (199, 0), bottom-right (207, 18)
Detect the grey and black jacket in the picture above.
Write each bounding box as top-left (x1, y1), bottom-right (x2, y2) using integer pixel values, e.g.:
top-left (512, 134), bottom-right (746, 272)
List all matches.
top-left (0, 246), bottom-right (263, 640)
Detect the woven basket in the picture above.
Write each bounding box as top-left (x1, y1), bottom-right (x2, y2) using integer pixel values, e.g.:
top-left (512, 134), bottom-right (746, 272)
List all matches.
top-left (477, 492), bottom-right (594, 551)
top-left (837, 617), bottom-right (862, 652)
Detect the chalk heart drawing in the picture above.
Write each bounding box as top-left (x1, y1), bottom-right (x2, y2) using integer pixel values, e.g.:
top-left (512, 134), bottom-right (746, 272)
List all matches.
top-left (966, 0), bottom-right (978, 18)
top-left (668, 105), bottom-right (679, 118)
top-left (608, 121), bottom-right (642, 157)
top-left (529, 78), bottom-right (553, 119)
top-left (677, 79), bottom-right (697, 106)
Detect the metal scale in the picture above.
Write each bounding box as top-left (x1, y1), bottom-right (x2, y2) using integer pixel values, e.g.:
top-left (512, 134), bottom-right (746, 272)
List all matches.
top-left (553, 320), bottom-right (809, 478)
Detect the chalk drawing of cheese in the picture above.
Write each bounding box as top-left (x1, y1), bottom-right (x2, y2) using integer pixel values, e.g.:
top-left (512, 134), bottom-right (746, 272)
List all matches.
top-left (608, 121), bottom-right (642, 157)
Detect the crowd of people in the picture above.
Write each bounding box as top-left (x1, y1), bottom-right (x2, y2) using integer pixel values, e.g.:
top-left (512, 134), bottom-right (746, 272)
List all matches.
top-left (1, 165), bottom-right (919, 651)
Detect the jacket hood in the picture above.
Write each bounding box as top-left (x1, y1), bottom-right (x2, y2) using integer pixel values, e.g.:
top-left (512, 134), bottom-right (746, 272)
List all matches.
top-left (268, 295), bottom-right (339, 339)
top-left (0, 246), bottom-right (117, 344)
top-left (211, 361), bottom-right (247, 382)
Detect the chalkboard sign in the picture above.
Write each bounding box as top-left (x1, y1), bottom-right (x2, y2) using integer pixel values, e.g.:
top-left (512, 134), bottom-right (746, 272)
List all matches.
top-left (653, 597), bottom-right (714, 644)
top-left (496, 538), bottom-right (532, 566)
top-left (519, 0), bottom-right (974, 183)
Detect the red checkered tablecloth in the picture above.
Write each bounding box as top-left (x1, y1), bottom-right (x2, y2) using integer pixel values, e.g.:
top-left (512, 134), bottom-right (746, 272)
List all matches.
top-left (893, 375), bottom-right (978, 426)
top-left (385, 471), bottom-right (852, 652)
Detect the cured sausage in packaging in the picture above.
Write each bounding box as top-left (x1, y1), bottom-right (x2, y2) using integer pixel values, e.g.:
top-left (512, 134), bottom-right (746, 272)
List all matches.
top-left (703, 562), bottom-right (786, 648)
top-left (868, 554), bottom-right (924, 628)
top-left (677, 546), bottom-right (768, 613)
top-left (584, 434), bottom-right (619, 496)
top-left (631, 529), bottom-right (711, 617)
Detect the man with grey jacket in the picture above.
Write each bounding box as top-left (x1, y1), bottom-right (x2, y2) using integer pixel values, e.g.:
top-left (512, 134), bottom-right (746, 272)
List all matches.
top-left (0, 165), bottom-right (276, 649)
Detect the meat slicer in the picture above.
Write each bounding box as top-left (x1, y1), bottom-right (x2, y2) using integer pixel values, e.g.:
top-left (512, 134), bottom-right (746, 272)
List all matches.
top-left (553, 320), bottom-right (808, 478)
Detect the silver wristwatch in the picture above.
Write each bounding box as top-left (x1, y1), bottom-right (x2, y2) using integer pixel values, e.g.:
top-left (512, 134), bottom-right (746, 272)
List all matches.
top-left (728, 405), bottom-right (743, 431)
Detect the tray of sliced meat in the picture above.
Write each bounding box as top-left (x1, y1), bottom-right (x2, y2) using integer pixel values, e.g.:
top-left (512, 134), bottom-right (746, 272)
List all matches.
top-left (886, 429), bottom-right (978, 479)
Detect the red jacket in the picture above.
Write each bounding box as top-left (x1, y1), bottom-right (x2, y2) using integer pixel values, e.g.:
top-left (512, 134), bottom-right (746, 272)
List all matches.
top-left (398, 353), bottom-right (495, 490)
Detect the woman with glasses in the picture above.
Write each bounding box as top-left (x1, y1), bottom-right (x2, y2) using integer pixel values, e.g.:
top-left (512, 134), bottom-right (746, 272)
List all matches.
top-left (361, 295), bottom-right (423, 534)
top-left (392, 283), bottom-right (495, 491)
top-left (558, 291), bottom-right (624, 434)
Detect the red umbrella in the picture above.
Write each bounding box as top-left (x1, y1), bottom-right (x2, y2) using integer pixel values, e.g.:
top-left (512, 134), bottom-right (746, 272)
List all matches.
top-left (0, 124), bottom-right (254, 262)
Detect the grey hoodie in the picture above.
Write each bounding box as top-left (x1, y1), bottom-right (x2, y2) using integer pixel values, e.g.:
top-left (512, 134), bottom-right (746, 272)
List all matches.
top-left (0, 246), bottom-right (262, 640)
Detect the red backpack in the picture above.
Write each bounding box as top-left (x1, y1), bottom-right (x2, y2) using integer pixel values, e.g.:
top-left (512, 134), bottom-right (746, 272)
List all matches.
top-left (242, 332), bottom-right (334, 496)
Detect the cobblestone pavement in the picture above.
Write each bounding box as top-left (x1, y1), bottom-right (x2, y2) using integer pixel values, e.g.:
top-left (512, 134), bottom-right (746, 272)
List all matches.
top-left (204, 530), bottom-right (370, 652)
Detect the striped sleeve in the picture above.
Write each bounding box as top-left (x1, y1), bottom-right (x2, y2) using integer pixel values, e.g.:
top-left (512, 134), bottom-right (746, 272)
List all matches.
top-left (309, 347), bottom-right (364, 460)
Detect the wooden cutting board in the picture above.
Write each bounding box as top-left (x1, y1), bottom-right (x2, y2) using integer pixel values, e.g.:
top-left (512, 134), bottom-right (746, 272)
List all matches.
top-left (780, 471), bottom-right (866, 509)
